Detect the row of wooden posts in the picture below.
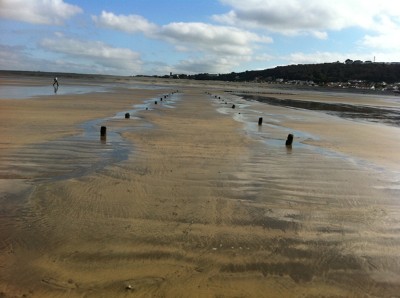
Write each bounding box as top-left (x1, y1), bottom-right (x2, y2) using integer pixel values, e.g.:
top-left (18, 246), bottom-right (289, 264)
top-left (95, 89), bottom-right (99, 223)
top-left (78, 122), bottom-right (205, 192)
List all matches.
top-left (100, 91), bottom-right (179, 138)
top-left (208, 92), bottom-right (293, 147)
top-left (102, 123), bottom-right (293, 146)
top-left (102, 91), bottom-right (293, 147)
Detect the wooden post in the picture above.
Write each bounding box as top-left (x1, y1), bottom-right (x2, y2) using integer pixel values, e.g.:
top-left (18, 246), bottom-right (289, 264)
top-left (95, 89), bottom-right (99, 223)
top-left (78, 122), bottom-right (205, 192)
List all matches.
top-left (125, 113), bottom-right (130, 119)
top-left (100, 126), bottom-right (106, 137)
top-left (155, 101), bottom-right (157, 104)
top-left (258, 117), bottom-right (263, 125)
top-left (285, 134), bottom-right (293, 146)
top-left (232, 104), bottom-right (235, 109)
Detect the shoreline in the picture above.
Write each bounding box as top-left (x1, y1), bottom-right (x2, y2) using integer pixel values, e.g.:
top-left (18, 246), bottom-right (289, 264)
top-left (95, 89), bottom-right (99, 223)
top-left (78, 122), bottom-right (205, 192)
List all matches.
top-left (1, 76), bottom-right (400, 297)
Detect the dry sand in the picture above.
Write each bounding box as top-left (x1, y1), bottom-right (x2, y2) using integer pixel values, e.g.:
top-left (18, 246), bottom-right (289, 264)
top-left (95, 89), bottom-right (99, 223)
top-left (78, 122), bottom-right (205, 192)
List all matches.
top-left (1, 76), bottom-right (400, 297)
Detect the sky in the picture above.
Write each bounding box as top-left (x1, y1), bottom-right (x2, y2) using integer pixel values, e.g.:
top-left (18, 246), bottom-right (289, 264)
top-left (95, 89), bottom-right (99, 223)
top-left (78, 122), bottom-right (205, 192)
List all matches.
top-left (1, 0), bottom-right (400, 76)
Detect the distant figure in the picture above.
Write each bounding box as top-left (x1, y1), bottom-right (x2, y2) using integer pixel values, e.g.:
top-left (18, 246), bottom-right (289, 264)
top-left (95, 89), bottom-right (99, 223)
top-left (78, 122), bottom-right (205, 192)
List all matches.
top-left (53, 77), bottom-right (59, 87)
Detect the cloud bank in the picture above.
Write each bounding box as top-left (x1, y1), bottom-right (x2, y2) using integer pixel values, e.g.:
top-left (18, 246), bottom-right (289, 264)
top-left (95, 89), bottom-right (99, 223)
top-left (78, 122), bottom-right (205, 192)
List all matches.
top-left (1, 0), bottom-right (400, 75)
top-left (0, 0), bottom-right (82, 25)
top-left (92, 10), bottom-right (272, 73)
top-left (215, 0), bottom-right (400, 37)
top-left (39, 34), bottom-right (142, 75)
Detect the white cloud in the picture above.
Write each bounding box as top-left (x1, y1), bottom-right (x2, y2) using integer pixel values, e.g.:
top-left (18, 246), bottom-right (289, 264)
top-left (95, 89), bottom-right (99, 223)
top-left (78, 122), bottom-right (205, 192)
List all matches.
top-left (285, 51), bottom-right (382, 65)
top-left (92, 11), bottom-right (272, 54)
top-left (159, 22), bottom-right (272, 56)
top-left (174, 55), bottom-right (250, 74)
top-left (287, 51), bottom-right (351, 64)
top-left (359, 16), bottom-right (400, 52)
top-left (215, 0), bottom-right (400, 37)
top-left (0, 0), bottom-right (82, 25)
top-left (0, 43), bottom-right (94, 73)
top-left (92, 11), bottom-right (158, 34)
top-left (362, 34), bottom-right (400, 51)
top-left (312, 31), bottom-right (328, 40)
top-left (0, 45), bottom-right (37, 70)
top-left (39, 35), bottom-right (142, 75)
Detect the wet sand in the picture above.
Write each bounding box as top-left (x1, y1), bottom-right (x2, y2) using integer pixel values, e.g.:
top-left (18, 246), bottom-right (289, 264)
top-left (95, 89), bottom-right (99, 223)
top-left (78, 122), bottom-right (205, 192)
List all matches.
top-left (1, 76), bottom-right (400, 297)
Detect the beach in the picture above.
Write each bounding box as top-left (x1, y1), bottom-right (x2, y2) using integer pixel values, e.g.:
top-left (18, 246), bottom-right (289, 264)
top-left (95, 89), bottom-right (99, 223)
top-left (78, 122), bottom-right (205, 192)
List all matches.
top-left (1, 75), bottom-right (400, 297)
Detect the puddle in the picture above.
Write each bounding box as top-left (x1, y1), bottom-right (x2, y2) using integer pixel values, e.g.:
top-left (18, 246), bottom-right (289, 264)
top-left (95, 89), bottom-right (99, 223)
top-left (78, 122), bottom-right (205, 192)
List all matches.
top-left (0, 85), bottom-right (109, 99)
top-left (0, 80), bottom-right (178, 100)
top-left (239, 94), bottom-right (400, 127)
top-left (209, 93), bottom-right (400, 205)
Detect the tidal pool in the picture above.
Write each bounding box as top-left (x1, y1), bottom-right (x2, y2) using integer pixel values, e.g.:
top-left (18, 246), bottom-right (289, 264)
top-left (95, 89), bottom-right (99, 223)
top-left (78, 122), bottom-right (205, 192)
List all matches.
top-left (0, 85), bottom-right (108, 99)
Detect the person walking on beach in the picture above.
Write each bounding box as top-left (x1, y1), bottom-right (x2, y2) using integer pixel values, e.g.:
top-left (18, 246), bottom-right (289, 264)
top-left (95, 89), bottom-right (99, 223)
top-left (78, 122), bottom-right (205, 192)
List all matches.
top-left (53, 76), bottom-right (59, 87)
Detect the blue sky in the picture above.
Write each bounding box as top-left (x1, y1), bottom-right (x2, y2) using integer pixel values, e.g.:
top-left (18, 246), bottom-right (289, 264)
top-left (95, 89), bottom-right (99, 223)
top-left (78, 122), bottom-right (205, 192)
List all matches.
top-left (1, 0), bottom-right (400, 76)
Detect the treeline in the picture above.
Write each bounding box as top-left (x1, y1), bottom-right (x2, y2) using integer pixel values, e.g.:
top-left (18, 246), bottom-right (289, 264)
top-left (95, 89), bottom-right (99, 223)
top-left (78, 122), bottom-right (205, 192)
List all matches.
top-left (185, 62), bottom-right (400, 84)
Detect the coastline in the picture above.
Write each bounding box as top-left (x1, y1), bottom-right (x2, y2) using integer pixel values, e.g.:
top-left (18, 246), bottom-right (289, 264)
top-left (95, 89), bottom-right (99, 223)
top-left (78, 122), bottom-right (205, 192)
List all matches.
top-left (1, 75), bottom-right (400, 297)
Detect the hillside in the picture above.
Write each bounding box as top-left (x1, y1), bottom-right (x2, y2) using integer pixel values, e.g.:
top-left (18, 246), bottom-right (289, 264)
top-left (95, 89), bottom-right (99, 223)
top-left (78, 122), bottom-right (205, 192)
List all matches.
top-left (187, 62), bottom-right (400, 84)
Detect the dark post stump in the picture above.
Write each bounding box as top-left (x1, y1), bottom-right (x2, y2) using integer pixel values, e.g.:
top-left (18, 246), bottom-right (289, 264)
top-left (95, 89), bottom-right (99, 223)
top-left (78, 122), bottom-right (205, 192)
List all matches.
top-left (155, 101), bottom-right (157, 105)
top-left (125, 113), bottom-right (130, 119)
top-left (100, 126), bottom-right (107, 137)
top-left (285, 134), bottom-right (293, 146)
top-left (258, 117), bottom-right (263, 125)
top-left (232, 104), bottom-right (235, 109)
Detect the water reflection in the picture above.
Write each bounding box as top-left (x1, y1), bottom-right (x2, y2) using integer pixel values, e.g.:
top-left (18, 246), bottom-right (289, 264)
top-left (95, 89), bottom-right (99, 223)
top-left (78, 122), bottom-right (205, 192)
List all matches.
top-left (0, 85), bottom-right (107, 99)
top-left (240, 94), bottom-right (400, 127)
top-left (0, 93), bottom-right (180, 181)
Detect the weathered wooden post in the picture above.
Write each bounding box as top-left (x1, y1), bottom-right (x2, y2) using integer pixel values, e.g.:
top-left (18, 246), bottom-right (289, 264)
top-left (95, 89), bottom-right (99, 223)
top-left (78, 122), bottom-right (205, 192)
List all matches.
top-left (285, 134), bottom-right (293, 146)
top-left (258, 117), bottom-right (263, 125)
top-left (125, 113), bottom-right (130, 119)
top-left (100, 126), bottom-right (107, 137)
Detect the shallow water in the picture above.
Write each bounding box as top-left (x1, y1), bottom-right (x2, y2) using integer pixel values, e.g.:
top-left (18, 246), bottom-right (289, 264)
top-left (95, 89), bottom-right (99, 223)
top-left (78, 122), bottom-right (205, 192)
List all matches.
top-left (240, 94), bottom-right (400, 127)
top-left (0, 82), bottom-right (174, 99)
top-left (210, 92), bottom-right (400, 183)
top-left (208, 93), bottom-right (400, 292)
top-left (0, 85), bottom-right (109, 99)
top-left (0, 93), bottom-right (181, 181)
